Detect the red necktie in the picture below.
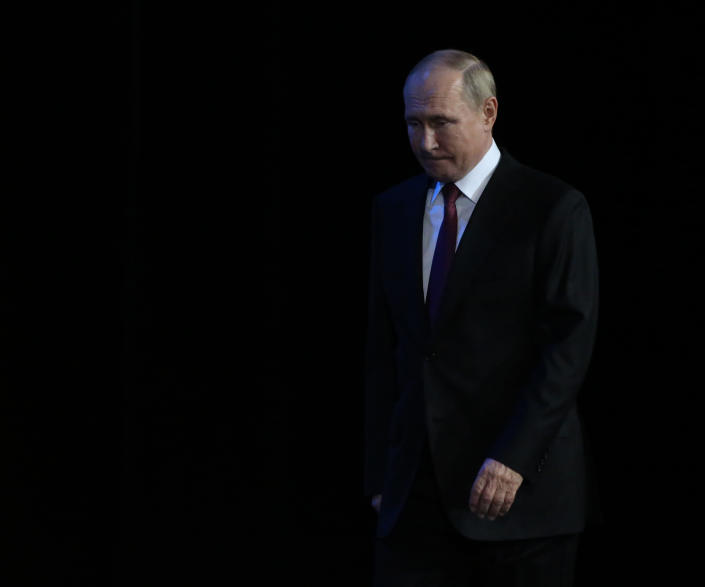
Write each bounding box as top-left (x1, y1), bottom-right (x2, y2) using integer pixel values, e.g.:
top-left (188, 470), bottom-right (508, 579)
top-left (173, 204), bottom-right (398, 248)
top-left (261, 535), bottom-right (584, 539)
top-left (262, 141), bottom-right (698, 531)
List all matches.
top-left (427, 183), bottom-right (461, 326)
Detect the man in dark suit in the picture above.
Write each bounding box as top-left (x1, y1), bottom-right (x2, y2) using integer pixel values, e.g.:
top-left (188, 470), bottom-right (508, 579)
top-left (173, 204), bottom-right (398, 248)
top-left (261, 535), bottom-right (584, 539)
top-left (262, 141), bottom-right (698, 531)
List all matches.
top-left (364, 49), bottom-right (599, 586)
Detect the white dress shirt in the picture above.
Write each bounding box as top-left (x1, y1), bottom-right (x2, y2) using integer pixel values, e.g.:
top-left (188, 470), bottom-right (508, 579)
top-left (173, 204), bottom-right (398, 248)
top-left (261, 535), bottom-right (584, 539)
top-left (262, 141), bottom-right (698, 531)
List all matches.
top-left (422, 140), bottom-right (501, 299)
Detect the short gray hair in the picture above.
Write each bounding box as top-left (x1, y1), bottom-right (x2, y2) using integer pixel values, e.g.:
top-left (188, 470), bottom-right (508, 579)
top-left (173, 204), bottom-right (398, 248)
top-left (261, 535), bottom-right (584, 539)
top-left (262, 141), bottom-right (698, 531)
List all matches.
top-left (404, 49), bottom-right (497, 110)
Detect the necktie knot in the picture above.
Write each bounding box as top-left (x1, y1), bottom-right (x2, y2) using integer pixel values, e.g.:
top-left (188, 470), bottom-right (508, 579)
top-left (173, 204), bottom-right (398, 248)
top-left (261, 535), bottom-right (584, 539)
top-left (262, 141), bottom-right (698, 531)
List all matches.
top-left (442, 183), bottom-right (461, 207)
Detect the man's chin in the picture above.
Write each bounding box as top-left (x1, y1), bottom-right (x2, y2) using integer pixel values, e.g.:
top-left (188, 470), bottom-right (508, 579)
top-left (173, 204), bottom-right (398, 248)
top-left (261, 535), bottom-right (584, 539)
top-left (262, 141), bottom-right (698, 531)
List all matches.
top-left (422, 161), bottom-right (458, 183)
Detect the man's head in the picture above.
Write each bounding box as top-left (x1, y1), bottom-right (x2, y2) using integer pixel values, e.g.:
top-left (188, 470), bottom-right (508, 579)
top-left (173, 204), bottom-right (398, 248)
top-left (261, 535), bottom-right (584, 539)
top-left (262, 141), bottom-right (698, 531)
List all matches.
top-left (403, 50), bottom-right (498, 183)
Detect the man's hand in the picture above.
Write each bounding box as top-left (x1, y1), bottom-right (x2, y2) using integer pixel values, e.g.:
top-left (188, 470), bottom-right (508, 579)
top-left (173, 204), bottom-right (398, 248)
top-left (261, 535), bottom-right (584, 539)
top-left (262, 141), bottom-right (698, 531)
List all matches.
top-left (371, 494), bottom-right (382, 513)
top-left (469, 458), bottom-right (523, 521)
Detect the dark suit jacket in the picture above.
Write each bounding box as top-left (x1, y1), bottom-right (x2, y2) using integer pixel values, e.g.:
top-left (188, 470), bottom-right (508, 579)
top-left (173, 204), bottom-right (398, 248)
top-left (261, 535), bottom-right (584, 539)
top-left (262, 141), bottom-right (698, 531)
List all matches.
top-left (364, 150), bottom-right (599, 541)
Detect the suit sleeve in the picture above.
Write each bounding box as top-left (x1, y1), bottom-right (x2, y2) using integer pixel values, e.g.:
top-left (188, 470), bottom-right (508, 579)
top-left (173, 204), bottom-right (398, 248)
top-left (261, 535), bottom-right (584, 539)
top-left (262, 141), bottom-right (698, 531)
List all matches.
top-left (363, 196), bottom-right (398, 496)
top-left (488, 190), bottom-right (599, 483)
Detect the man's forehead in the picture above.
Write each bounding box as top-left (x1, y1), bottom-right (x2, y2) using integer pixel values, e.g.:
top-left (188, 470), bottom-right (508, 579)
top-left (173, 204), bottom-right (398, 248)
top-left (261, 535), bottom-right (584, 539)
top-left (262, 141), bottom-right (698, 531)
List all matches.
top-left (404, 94), bottom-right (454, 115)
top-left (407, 66), bottom-right (462, 89)
top-left (404, 82), bottom-right (464, 117)
top-left (405, 70), bottom-right (463, 102)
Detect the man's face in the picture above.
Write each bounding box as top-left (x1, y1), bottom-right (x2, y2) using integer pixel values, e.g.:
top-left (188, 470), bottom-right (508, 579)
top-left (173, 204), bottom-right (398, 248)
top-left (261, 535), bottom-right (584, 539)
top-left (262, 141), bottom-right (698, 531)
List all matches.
top-left (404, 67), bottom-right (496, 183)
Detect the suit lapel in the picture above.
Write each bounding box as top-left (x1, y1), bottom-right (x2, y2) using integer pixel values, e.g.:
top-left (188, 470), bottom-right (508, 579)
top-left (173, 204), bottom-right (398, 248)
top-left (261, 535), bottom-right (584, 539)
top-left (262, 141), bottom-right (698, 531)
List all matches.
top-left (398, 174), bottom-right (432, 341)
top-left (432, 153), bottom-right (521, 333)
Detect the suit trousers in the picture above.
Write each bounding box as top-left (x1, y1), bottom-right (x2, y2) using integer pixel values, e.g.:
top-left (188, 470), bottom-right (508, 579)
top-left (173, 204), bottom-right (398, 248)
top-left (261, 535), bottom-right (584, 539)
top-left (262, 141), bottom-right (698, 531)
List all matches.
top-left (372, 442), bottom-right (580, 587)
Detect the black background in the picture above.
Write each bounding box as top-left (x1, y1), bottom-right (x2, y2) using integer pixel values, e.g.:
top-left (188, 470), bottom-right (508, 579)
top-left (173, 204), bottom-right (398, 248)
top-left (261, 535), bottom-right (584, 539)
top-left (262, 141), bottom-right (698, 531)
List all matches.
top-left (3, 2), bottom-right (703, 585)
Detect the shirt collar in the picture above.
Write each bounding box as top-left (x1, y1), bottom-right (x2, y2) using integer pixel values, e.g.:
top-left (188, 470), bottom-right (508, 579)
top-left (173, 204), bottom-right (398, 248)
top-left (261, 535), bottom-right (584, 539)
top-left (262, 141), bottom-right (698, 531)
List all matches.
top-left (430, 139), bottom-right (501, 204)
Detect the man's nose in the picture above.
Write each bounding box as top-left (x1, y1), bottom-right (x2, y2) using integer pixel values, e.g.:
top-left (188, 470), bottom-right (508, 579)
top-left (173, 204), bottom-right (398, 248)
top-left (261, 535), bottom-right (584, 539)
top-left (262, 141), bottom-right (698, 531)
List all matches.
top-left (420, 127), bottom-right (438, 152)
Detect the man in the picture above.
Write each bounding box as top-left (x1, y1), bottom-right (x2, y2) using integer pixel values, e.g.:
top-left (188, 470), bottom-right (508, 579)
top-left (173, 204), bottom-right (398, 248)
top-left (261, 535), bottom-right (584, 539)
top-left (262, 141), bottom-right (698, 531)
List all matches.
top-left (364, 49), bottom-right (599, 586)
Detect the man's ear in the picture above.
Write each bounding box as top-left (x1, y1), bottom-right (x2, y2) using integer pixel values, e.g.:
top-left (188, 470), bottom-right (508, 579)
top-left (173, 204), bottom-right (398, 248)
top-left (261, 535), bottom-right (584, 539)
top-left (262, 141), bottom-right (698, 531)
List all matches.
top-left (482, 97), bottom-right (498, 129)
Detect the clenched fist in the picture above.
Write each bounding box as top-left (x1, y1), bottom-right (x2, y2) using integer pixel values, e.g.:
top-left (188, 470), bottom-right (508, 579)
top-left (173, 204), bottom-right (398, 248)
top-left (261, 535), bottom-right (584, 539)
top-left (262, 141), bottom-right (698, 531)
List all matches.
top-left (469, 458), bottom-right (523, 521)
